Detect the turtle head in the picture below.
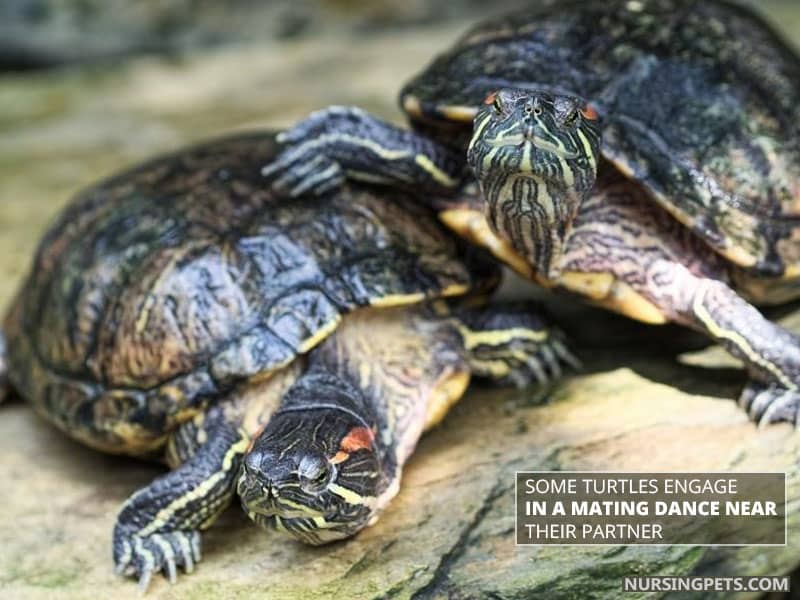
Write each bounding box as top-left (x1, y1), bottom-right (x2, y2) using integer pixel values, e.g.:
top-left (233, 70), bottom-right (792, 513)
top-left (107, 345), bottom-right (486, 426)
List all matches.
top-left (238, 401), bottom-right (382, 545)
top-left (466, 88), bottom-right (601, 274)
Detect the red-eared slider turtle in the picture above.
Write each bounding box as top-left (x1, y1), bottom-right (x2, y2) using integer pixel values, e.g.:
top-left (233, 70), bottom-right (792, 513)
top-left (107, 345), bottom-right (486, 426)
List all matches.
top-left (0, 132), bottom-right (574, 588)
top-left (263, 0), bottom-right (800, 425)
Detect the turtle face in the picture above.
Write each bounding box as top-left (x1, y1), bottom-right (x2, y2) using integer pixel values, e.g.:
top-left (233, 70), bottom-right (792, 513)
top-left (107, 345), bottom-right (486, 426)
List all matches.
top-left (467, 88), bottom-right (601, 182)
top-left (237, 409), bottom-right (382, 545)
top-left (465, 88), bottom-right (602, 273)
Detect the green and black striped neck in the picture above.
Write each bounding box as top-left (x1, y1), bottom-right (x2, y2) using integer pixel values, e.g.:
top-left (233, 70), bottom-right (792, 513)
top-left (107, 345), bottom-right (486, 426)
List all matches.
top-left (467, 88), bottom-right (601, 277)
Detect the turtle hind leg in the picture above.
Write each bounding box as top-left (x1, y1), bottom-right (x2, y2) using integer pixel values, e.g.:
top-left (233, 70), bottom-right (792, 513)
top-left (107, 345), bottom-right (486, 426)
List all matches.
top-left (453, 301), bottom-right (580, 388)
top-left (645, 260), bottom-right (800, 426)
top-left (113, 405), bottom-right (249, 590)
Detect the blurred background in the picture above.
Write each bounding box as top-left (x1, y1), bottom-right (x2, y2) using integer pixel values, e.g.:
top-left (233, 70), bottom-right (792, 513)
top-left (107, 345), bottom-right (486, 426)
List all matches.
top-left (1, 0), bottom-right (535, 69)
top-left (2, 0), bottom-right (799, 70)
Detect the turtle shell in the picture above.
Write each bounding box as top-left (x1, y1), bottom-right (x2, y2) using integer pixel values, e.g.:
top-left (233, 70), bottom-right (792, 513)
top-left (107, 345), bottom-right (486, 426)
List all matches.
top-left (4, 132), bottom-right (498, 454)
top-left (400, 0), bottom-right (800, 277)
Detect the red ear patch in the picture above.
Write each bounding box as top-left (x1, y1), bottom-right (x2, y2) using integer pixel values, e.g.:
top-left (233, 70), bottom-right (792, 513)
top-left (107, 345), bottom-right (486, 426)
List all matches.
top-left (483, 91), bottom-right (498, 105)
top-left (580, 104), bottom-right (599, 120)
top-left (340, 426), bottom-right (375, 452)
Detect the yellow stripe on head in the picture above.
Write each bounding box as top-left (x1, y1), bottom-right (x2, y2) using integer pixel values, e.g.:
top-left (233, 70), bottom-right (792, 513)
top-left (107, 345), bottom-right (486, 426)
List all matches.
top-left (468, 113), bottom-right (493, 153)
top-left (328, 483), bottom-right (374, 506)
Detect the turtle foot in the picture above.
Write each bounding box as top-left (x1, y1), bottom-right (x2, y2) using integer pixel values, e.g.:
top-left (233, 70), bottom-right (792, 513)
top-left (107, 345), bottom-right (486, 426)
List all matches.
top-left (740, 382), bottom-right (800, 427)
top-left (113, 527), bottom-right (201, 591)
top-left (507, 333), bottom-right (581, 388)
top-left (261, 106), bottom-right (363, 197)
top-left (261, 106), bottom-right (462, 198)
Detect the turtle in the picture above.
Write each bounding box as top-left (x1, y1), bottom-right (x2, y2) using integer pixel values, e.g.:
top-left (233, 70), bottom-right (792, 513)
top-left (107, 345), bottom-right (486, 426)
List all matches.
top-left (261, 0), bottom-right (800, 426)
top-left (0, 131), bottom-right (575, 589)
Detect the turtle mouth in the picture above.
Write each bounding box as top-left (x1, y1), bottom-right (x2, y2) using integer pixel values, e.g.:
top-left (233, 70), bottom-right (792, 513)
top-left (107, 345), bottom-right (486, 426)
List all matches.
top-left (249, 507), bottom-right (353, 545)
top-left (241, 487), bottom-right (327, 520)
top-left (254, 505), bottom-right (325, 519)
top-left (485, 133), bottom-right (580, 160)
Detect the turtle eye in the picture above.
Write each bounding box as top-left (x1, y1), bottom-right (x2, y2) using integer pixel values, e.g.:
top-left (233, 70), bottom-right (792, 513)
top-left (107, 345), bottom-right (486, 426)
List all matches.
top-left (312, 466), bottom-right (328, 484)
top-left (298, 455), bottom-right (332, 491)
top-left (492, 95), bottom-right (503, 114)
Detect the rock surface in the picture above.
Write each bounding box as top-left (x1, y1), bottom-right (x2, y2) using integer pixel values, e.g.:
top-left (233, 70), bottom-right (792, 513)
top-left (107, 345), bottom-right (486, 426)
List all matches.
top-left (1, 4), bottom-right (800, 599)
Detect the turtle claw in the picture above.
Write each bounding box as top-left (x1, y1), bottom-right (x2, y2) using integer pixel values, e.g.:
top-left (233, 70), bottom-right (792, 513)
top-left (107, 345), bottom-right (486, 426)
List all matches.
top-left (262, 141), bottom-right (345, 198)
top-left (505, 334), bottom-right (580, 389)
top-left (165, 558), bottom-right (177, 585)
top-left (532, 335), bottom-right (580, 386)
top-left (137, 569), bottom-right (153, 594)
top-left (740, 382), bottom-right (800, 426)
top-left (274, 105), bottom-right (367, 145)
top-left (262, 106), bottom-right (367, 198)
top-left (113, 529), bottom-right (202, 590)
top-left (551, 338), bottom-right (582, 371)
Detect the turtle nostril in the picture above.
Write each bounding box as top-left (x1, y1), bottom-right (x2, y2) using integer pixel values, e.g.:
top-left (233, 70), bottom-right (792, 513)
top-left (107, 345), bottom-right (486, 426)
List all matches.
top-left (261, 481), bottom-right (276, 499)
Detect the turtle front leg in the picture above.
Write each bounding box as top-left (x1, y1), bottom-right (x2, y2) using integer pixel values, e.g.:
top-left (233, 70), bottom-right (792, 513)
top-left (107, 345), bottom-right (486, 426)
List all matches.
top-left (261, 106), bottom-right (465, 197)
top-left (646, 261), bottom-right (800, 426)
top-left (452, 301), bottom-right (580, 388)
top-left (113, 406), bottom-right (249, 590)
